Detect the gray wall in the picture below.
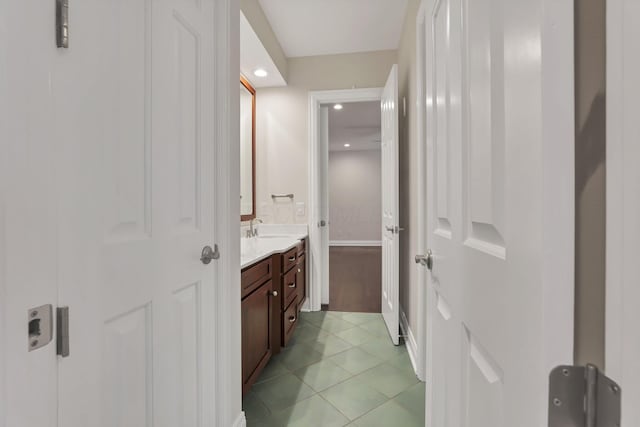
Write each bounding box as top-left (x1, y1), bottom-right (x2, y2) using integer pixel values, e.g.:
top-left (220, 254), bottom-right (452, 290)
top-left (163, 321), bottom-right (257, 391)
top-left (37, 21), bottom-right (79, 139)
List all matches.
top-left (329, 150), bottom-right (382, 242)
top-left (574, 0), bottom-right (606, 368)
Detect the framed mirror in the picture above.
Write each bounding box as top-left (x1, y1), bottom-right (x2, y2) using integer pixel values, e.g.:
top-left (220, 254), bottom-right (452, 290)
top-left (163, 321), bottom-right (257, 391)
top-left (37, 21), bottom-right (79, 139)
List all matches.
top-left (240, 76), bottom-right (256, 221)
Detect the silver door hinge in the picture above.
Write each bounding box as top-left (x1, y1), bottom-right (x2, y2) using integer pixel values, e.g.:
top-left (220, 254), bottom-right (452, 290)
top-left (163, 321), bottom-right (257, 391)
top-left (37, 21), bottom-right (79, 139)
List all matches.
top-left (56, 0), bottom-right (69, 48)
top-left (549, 364), bottom-right (620, 427)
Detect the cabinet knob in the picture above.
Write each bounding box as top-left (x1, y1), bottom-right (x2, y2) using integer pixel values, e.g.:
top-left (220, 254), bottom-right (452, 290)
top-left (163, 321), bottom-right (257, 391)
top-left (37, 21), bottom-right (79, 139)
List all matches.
top-left (289, 316), bottom-right (296, 323)
top-left (271, 290), bottom-right (278, 297)
top-left (288, 282), bottom-right (296, 288)
top-left (288, 256), bottom-right (296, 262)
top-left (297, 268), bottom-right (301, 273)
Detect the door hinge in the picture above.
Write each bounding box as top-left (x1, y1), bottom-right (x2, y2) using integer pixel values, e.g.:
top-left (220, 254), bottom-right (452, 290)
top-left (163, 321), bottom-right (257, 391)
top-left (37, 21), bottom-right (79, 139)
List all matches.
top-left (549, 364), bottom-right (620, 427)
top-left (56, 306), bottom-right (70, 358)
top-left (56, 0), bottom-right (69, 48)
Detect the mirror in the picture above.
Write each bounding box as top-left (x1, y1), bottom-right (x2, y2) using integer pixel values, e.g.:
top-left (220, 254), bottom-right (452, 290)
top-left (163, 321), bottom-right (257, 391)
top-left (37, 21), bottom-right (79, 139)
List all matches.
top-left (240, 77), bottom-right (256, 221)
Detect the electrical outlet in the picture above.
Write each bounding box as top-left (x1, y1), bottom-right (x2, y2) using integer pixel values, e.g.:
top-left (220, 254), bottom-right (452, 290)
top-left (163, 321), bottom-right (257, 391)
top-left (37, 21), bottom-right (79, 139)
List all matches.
top-left (295, 202), bottom-right (305, 217)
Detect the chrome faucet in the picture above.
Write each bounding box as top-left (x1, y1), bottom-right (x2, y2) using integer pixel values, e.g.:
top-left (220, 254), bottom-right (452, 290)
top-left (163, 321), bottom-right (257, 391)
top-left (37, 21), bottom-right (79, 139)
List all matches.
top-left (246, 218), bottom-right (263, 238)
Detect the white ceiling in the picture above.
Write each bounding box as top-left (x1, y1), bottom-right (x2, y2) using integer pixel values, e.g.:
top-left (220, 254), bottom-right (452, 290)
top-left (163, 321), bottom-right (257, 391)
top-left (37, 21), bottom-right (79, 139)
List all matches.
top-left (328, 101), bottom-right (381, 152)
top-left (240, 12), bottom-right (287, 88)
top-left (258, 0), bottom-right (409, 58)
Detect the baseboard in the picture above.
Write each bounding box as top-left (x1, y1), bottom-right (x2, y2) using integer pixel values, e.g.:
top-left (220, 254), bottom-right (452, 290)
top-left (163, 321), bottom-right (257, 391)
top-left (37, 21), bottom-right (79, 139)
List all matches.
top-left (329, 240), bottom-right (382, 247)
top-left (400, 309), bottom-right (420, 379)
top-left (232, 412), bottom-right (247, 427)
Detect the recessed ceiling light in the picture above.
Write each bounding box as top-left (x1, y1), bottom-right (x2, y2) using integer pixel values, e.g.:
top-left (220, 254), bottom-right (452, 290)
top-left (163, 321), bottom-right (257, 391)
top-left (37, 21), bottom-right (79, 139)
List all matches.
top-left (344, 143), bottom-right (351, 147)
top-left (334, 104), bottom-right (343, 110)
top-left (253, 68), bottom-right (268, 77)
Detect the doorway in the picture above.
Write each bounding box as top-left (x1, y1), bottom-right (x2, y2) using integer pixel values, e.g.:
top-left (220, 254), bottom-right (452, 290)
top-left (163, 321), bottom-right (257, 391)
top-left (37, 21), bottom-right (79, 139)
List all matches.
top-left (327, 101), bottom-right (383, 313)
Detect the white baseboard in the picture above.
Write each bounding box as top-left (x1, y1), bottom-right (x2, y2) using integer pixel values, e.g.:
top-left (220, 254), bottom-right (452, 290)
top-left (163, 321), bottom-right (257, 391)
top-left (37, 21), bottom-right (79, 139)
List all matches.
top-left (400, 309), bottom-right (420, 380)
top-left (232, 412), bottom-right (247, 427)
top-left (329, 240), bottom-right (382, 247)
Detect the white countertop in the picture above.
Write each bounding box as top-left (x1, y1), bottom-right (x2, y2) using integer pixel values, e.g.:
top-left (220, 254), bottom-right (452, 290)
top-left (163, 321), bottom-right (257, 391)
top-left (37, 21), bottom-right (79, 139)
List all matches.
top-left (240, 226), bottom-right (308, 269)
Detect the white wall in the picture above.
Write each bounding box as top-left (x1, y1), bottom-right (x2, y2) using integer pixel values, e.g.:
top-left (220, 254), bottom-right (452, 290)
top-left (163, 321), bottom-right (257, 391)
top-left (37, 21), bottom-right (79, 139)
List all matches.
top-left (329, 149), bottom-right (382, 243)
top-left (254, 50), bottom-right (397, 224)
top-left (240, 0), bottom-right (288, 81)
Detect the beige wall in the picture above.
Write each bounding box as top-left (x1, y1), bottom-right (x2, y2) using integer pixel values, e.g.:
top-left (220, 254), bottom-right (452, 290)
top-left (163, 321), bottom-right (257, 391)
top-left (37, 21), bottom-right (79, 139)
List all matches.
top-left (240, 0), bottom-right (288, 81)
top-left (574, 0), bottom-right (606, 368)
top-left (329, 150), bottom-right (382, 242)
top-left (254, 50), bottom-right (397, 224)
top-left (397, 0), bottom-right (422, 332)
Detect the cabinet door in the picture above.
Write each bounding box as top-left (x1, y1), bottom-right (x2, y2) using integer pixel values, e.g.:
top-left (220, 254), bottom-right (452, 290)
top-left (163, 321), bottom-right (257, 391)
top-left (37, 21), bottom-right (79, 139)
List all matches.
top-left (296, 254), bottom-right (306, 307)
top-left (241, 280), bottom-right (273, 395)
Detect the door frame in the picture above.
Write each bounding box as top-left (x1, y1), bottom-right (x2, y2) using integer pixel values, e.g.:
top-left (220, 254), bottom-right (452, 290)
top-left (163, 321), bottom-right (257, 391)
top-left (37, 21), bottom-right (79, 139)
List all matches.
top-left (307, 87), bottom-right (383, 312)
top-left (605, 0), bottom-right (625, 388)
top-left (413, 0), bottom-right (429, 383)
top-left (0, 178), bottom-right (5, 426)
top-left (214, 0), bottom-right (244, 426)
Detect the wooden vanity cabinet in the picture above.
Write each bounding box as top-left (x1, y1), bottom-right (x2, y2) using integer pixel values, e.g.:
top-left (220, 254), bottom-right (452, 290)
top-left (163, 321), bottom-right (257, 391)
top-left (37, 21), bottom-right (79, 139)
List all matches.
top-left (241, 238), bottom-right (308, 394)
top-left (241, 258), bottom-right (275, 396)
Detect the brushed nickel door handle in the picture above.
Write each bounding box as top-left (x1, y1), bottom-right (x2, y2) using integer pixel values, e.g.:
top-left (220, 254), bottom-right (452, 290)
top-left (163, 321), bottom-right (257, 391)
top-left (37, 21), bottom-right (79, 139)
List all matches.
top-left (415, 249), bottom-right (433, 271)
top-left (200, 244), bottom-right (219, 264)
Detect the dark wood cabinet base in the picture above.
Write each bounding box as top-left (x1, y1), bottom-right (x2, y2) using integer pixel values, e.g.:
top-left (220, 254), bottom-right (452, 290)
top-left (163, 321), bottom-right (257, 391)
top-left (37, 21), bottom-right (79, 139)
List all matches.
top-left (241, 238), bottom-right (307, 396)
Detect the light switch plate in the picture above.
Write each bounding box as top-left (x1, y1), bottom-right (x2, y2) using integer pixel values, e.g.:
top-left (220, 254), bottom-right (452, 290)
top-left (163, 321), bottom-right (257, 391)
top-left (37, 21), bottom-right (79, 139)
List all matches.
top-left (295, 202), bottom-right (305, 217)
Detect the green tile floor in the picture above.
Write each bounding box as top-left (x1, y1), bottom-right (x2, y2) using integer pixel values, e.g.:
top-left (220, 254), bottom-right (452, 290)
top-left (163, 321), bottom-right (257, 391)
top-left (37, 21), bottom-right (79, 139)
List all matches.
top-left (243, 311), bottom-right (425, 426)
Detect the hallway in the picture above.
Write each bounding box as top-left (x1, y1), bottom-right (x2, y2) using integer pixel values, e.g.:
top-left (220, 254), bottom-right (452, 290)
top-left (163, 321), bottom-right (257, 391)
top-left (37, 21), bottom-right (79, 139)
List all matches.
top-left (242, 311), bottom-right (425, 426)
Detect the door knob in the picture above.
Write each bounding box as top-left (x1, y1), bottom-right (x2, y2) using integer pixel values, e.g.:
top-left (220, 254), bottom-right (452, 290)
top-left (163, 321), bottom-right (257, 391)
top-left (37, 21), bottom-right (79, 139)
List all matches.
top-left (415, 249), bottom-right (433, 271)
top-left (200, 244), bottom-right (220, 265)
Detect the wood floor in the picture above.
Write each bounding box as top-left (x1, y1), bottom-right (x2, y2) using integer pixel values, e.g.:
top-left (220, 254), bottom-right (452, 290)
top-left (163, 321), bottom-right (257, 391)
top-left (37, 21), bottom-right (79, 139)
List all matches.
top-left (329, 246), bottom-right (381, 313)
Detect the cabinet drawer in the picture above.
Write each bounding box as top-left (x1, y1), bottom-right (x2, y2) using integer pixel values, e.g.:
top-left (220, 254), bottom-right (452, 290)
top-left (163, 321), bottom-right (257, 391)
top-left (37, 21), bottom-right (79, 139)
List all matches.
top-left (241, 258), bottom-right (272, 299)
top-left (296, 240), bottom-right (305, 257)
top-left (282, 246), bottom-right (298, 273)
top-left (282, 266), bottom-right (298, 309)
top-left (282, 299), bottom-right (299, 346)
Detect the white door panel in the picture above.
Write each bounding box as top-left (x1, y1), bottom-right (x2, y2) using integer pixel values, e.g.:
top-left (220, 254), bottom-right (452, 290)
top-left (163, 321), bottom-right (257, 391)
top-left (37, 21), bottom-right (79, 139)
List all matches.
top-left (319, 107), bottom-right (330, 306)
top-left (607, 0), bottom-right (640, 424)
top-left (422, 0), bottom-right (574, 425)
top-left (54, 0), bottom-right (217, 425)
top-left (381, 65), bottom-right (400, 345)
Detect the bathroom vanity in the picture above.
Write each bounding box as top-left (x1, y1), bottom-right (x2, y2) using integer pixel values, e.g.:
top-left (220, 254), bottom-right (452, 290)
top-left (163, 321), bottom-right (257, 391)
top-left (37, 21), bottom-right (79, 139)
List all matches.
top-left (240, 232), bottom-right (308, 395)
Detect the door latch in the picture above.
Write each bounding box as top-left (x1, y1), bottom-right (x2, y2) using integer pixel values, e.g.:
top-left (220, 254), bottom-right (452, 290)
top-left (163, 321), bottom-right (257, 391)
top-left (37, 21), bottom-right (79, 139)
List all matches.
top-left (56, 306), bottom-right (70, 357)
top-left (549, 364), bottom-right (621, 427)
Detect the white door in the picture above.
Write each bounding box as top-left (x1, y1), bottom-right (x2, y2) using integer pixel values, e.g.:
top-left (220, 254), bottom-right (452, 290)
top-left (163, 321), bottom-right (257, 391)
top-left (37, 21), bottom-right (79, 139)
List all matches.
top-left (53, 0), bottom-right (219, 425)
top-left (421, 0), bottom-right (574, 426)
top-left (381, 65), bottom-right (400, 345)
top-left (311, 106), bottom-right (330, 308)
top-left (606, 1), bottom-right (640, 424)
top-left (0, 1), bottom-right (60, 425)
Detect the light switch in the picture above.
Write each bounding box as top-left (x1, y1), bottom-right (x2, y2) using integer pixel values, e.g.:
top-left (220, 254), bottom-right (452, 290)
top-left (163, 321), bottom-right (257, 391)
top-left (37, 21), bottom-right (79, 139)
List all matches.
top-left (295, 202), bottom-right (305, 217)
